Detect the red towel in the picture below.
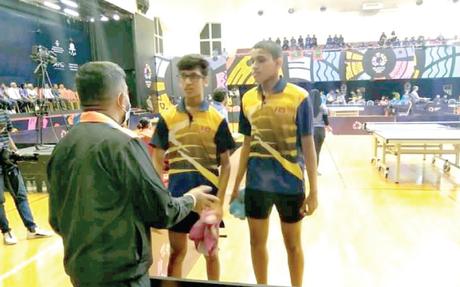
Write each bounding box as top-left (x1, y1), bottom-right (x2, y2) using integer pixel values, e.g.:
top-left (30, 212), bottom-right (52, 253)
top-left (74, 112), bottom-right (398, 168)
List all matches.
top-left (189, 209), bottom-right (220, 256)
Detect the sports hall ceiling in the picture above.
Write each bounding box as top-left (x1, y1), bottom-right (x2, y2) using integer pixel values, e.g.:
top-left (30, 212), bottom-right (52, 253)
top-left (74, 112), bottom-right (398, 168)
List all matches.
top-left (231, 0), bottom-right (436, 12)
top-left (18, 0), bottom-right (132, 21)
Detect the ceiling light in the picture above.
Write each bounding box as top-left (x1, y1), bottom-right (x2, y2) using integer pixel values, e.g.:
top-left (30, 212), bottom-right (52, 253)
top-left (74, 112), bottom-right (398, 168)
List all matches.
top-left (113, 14), bottom-right (120, 21)
top-left (43, 1), bottom-right (61, 10)
top-left (90, 17), bottom-right (95, 22)
top-left (64, 8), bottom-right (79, 17)
top-left (101, 15), bottom-right (109, 21)
top-left (60, 0), bottom-right (78, 8)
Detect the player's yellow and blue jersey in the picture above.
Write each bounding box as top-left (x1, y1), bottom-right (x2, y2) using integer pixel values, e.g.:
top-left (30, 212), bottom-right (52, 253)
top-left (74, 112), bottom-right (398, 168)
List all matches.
top-left (151, 99), bottom-right (235, 197)
top-left (239, 77), bottom-right (313, 194)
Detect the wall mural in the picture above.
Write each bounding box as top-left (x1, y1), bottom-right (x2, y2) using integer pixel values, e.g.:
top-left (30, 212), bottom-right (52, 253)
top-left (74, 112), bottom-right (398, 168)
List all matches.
top-left (224, 45), bottom-right (460, 85)
top-left (344, 47), bottom-right (416, 80)
top-left (148, 45), bottom-right (460, 114)
top-left (226, 55), bottom-right (256, 86)
top-left (153, 56), bottom-right (175, 114)
top-left (419, 45), bottom-right (460, 78)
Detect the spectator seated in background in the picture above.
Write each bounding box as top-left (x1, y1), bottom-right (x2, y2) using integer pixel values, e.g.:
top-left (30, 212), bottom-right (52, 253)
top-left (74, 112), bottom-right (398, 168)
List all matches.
top-left (349, 91), bottom-right (357, 103)
top-left (435, 34), bottom-right (446, 45)
top-left (378, 96), bottom-right (389, 106)
top-left (326, 89), bottom-right (337, 104)
top-left (333, 34), bottom-right (339, 48)
top-left (282, 37), bottom-right (289, 50)
top-left (58, 84), bottom-right (78, 110)
top-left (389, 92), bottom-right (401, 105)
top-left (409, 86), bottom-right (429, 104)
top-left (433, 95), bottom-right (443, 105)
top-left (297, 35), bottom-right (304, 49)
top-left (400, 91), bottom-right (410, 105)
top-left (52, 84), bottom-right (67, 110)
top-left (334, 92), bottom-right (347, 105)
top-left (26, 84), bottom-right (38, 102)
top-left (305, 34), bottom-right (312, 49)
top-left (378, 32), bottom-right (387, 46)
top-left (389, 31), bottom-right (398, 46)
top-left (338, 34), bottom-right (345, 48)
top-left (290, 36), bottom-right (297, 49)
top-left (41, 84), bottom-right (56, 103)
top-left (385, 92), bottom-right (402, 116)
top-left (0, 83), bottom-right (15, 112)
top-left (6, 82), bottom-right (27, 112)
top-left (311, 35), bottom-right (318, 48)
top-left (402, 37), bottom-right (410, 47)
top-left (326, 35), bottom-right (333, 48)
top-left (6, 82), bottom-right (21, 102)
top-left (417, 36), bottom-right (425, 47)
top-left (18, 83), bottom-right (35, 112)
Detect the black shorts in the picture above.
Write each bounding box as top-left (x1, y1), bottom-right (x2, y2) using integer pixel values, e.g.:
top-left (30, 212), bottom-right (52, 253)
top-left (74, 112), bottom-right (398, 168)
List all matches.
top-left (169, 211), bottom-right (200, 233)
top-left (169, 212), bottom-right (225, 234)
top-left (245, 188), bottom-right (305, 223)
top-left (169, 183), bottom-right (224, 233)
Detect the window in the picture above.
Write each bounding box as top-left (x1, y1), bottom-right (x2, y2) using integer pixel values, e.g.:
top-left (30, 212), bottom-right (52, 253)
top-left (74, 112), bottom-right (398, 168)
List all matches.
top-left (200, 23), bottom-right (221, 56)
top-left (154, 17), bottom-right (163, 55)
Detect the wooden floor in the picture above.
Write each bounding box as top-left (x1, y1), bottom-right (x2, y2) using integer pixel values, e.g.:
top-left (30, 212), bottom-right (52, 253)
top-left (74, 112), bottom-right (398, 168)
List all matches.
top-left (1, 135), bottom-right (460, 287)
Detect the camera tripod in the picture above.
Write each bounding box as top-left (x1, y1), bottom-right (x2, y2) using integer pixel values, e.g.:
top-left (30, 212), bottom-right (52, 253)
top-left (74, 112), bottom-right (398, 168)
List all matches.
top-left (33, 59), bottom-right (53, 151)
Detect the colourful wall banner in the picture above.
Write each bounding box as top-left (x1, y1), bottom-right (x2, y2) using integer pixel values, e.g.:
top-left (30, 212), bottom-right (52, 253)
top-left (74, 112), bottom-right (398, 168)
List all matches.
top-left (224, 45), bottom-right (460, 85)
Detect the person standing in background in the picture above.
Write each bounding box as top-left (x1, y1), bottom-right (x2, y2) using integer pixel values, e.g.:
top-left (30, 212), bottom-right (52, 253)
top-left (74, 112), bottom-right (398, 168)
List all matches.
top-left (211, 88), bottom-right (229, 122)
top-left (310, 89), bottom-right (332, 175)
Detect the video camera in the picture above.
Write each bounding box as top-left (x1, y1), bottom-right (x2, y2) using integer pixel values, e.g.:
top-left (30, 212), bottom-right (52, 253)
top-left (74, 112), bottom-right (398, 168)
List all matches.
top-left (31, 45), bottom-right (57, 65)
top-left (0, 148), bottom-right (39, 170)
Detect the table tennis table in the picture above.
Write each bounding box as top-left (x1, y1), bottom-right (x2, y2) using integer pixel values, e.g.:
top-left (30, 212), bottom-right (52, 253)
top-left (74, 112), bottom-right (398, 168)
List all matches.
top-left (16, 145), bottom-right (54, 192)
top-left (364, 122), bottom-right (460, 183)
top-left (328, 106), bottom-right (365, 117)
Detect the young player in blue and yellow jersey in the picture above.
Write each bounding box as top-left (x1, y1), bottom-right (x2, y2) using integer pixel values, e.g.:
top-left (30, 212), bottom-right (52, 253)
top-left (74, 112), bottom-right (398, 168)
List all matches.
top-left (151, 54), bottom-right (235, 281)
top-left (231, 41), bottom-right (318, 287)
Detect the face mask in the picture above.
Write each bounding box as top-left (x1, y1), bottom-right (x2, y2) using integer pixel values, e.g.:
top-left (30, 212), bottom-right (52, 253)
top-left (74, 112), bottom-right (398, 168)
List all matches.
top-left (123, 104), bottom-right (131, 126)
top-left (120, 100), bottom-right (131, 126)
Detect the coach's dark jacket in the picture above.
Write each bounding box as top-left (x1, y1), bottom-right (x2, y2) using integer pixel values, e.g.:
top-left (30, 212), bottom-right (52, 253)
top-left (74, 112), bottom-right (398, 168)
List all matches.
top-left (47, 112), bottom-right (194, 285)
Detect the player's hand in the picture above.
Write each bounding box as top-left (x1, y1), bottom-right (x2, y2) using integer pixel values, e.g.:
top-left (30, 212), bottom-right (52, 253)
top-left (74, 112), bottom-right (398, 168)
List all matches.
top-left (214, 203), bottom-right (224, 221)
top-left (300, 193), bottom-right (318, 217)
top-left (186, 185), bottom-right (220, 213)
top-left (326, 125), bottom-right (333, 133)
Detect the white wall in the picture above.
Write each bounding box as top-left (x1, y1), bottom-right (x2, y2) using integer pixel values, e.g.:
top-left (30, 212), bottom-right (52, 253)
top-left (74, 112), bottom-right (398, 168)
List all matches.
top-left (146, 0), bottom-right (239, 57)
top-left (144, 0), bottom-right (460, 56)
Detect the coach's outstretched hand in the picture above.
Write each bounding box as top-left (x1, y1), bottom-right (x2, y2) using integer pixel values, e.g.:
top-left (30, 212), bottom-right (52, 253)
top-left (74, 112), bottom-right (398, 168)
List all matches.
top-left (186, 185), bottom-right (221, 213)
